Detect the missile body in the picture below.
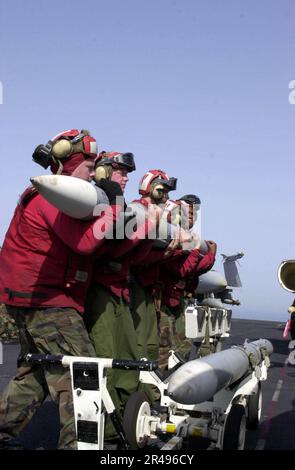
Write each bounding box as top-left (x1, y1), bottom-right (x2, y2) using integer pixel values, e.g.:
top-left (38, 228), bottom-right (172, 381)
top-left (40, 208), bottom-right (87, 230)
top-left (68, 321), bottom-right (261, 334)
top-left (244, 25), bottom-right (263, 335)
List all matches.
top-left (167, 339), bottom-right (273, 405)
top-left (200, 297), bottom-right (224, 308)
top-left (196, 271), bottom-right (227, 295)
top-left (30, 175), bottom-right (109, 219)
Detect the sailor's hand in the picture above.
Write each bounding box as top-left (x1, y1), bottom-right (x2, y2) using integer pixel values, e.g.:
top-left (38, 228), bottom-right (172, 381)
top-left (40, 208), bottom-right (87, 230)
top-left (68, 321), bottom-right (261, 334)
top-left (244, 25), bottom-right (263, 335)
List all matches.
top-left (164, 238), bottom-right (180, 257)
top-left (288, 306), bottom-right (295, 314)
top-left (206, 240), bottom-right (217, 255)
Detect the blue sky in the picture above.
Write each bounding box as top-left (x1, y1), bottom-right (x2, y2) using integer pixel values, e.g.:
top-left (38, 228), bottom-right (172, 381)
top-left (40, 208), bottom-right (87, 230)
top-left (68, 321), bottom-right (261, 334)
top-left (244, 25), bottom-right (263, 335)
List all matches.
top-left (0, 0), bottom-right (294, 321)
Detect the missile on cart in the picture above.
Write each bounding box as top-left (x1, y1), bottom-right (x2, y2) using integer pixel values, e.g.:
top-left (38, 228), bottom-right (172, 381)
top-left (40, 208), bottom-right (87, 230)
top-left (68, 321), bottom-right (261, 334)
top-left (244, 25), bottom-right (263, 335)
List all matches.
top-left (196, 270), bottom-right (227, 295)
top-left (167, 339), bottom-right (273, 405)
top-left (30, 175), bottom-right (109, 219)
top-left (199, 296), bottom-right (224, 308)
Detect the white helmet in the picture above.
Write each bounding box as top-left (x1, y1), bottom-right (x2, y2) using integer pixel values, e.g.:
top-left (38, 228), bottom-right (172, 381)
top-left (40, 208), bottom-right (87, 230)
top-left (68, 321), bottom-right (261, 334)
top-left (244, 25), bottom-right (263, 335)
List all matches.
top-left (139, 169), bottom-right (177, 196)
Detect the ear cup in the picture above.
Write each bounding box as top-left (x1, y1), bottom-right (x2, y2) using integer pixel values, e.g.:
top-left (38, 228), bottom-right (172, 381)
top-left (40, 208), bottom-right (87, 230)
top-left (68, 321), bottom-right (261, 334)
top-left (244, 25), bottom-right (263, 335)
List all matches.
top-left (52, 139), bottom-right (73, 159)
top-left (94, 165), bottom-right (112, 182)
top-left (151, 184), bottom-right (166, 202)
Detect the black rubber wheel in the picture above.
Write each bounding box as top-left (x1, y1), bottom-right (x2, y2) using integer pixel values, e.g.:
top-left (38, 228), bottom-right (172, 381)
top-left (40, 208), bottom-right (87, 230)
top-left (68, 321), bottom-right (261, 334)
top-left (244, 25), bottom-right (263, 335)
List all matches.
top-left (122, 391), bottom-right (150, 449)
top-left (247, 383), bottom-right (262, 430)
top-left (222, 404), bottom-right (246, 450)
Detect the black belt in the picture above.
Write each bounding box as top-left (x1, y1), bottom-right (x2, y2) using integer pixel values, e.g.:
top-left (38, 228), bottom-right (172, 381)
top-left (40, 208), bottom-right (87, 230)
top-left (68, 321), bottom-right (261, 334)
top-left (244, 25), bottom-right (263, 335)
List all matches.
top-left (5, 288), bottom-right (48, 300)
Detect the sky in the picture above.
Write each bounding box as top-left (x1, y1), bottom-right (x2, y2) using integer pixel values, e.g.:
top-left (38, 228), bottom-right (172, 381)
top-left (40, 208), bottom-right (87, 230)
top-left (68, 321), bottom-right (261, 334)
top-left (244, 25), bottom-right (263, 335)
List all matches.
top-left (0, 0), bottom-right (294, 321)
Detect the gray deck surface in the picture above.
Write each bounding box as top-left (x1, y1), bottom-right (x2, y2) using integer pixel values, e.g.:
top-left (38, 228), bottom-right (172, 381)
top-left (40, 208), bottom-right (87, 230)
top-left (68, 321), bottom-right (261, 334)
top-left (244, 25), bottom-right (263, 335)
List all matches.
top-left (0, 318), bottom-right (294, 450)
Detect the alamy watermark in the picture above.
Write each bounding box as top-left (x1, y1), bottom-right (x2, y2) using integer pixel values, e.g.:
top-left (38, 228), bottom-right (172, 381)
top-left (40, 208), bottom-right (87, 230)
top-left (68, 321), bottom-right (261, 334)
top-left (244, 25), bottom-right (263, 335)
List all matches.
top-left (91, 198), bottom-right (203, 252)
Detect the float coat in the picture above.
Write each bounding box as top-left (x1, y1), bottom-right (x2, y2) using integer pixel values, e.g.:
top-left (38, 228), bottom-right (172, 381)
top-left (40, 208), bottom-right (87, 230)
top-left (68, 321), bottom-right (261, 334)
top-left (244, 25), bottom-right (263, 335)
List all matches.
top-left (0, 187), bottom-right (119, 312)
top-left (167, 339), bottom-right (273, 404)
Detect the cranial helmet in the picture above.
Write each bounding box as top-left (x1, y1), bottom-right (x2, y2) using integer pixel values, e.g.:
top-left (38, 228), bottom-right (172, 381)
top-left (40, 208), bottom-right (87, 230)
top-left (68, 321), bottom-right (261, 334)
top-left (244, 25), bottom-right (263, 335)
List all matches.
top-left (32, 129), bottom-right (97, 175)
top-left (139, 169), bottom-right (177, 196)
top-left (94, 151), bottom-right (136, 181)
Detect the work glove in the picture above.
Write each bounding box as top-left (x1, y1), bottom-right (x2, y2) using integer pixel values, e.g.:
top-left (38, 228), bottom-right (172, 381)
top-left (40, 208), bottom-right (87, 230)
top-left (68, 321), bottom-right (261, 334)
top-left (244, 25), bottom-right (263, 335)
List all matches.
top-left (96, 179), bottom-right (124, 205)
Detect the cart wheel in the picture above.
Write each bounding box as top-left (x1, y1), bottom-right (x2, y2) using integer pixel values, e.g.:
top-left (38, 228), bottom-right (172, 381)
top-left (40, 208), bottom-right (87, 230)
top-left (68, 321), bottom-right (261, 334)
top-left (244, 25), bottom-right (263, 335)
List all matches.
top-left (122, 391), bottom-right (151, 449)
top-left (247, 382), bottom-right (262, 430)
top-left (222, 404), bottom-right (246, 450)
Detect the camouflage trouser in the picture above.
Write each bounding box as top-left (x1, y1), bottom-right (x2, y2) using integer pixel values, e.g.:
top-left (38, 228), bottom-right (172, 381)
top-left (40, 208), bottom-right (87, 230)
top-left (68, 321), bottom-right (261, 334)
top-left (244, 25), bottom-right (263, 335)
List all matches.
top-left (0, 306), bottom-right (95, 449)
top-left (129, 282), bottom-right (159, 362)
top-left (84, 284), bottom-right (141, 439)
top-left (158, 304), bottom-right (192, 370)
top-left (0, 304), bottom-right (18, 341)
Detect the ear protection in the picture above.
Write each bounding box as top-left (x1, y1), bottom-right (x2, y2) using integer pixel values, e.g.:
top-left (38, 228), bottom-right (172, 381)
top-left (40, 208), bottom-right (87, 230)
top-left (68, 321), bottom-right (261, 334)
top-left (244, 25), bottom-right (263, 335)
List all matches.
top-left (32, 130), bottom-right (97, 169)
top-left (51, 138), bottom-right (73, 159)
top-left (94, 165), bottom-right (113, 182)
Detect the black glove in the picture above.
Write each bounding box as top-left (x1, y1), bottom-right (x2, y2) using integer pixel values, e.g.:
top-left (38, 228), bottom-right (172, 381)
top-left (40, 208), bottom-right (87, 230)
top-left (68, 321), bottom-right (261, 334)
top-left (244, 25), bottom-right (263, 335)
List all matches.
top-left (96, 179), bottom-right (124, 205)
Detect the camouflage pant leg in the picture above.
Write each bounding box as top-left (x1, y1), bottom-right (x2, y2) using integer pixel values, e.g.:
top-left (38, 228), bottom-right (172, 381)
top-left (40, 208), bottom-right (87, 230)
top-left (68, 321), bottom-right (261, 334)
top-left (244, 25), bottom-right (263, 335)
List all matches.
top-left (158, 306), bottom-right (192, 370)
top-left (84, 284), bottom-right (140, 439)
top-left (1, 306), bottom-right (96, 449)
top-left (173, 309), bottom-right (192, 361)
top-left (26, 308), bottom-right (96, 449)
top-left (0, 304), bottom-right (18, 341)
top-left (0, 307), bottom-right (48, 442)
top-left (158, 310), bottom-right (174, 370)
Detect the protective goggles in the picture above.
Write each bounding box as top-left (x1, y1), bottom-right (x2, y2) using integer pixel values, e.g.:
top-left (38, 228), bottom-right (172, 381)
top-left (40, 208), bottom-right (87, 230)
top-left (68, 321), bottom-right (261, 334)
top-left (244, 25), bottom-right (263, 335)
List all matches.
top-left (113, 152), bottom-right (136, 171)
top-left (96, 152), bottom-right (136, 172)
top-left (179, 194), bottom-right (201, 206)
top-left (153, 177), bottom-right (177, 192)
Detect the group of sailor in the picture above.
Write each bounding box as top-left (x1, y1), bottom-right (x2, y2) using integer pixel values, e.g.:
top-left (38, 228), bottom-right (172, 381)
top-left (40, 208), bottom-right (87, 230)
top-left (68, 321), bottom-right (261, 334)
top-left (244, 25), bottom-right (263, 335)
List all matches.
top-left (0, 129), bottom-right (217, 449)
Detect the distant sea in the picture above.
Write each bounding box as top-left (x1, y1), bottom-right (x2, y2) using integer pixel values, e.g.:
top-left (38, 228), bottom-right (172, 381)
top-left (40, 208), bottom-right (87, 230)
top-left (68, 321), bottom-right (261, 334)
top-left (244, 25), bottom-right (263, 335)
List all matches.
top-left (233, 309), bottom-right (286, 323)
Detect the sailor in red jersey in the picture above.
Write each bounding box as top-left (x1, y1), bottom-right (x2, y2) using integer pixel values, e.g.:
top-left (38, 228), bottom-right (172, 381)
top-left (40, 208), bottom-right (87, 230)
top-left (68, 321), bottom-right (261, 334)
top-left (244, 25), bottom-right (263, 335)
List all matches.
top-left (158, 195), bottom-right (217, 368)
top-left (129, 170), bottom-right (179, 364)
top-left (84, 151), bottom-right (158, 440)
top-left (0, 130), bottom-right (123, 450)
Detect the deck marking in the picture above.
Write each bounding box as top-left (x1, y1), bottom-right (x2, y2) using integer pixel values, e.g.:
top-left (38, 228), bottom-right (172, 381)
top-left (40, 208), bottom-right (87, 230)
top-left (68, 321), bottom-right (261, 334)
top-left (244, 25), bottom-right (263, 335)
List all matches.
top-left (256, 357), bottom-right (289, 449)
top-left (271, 379), bottom-right (283, 402)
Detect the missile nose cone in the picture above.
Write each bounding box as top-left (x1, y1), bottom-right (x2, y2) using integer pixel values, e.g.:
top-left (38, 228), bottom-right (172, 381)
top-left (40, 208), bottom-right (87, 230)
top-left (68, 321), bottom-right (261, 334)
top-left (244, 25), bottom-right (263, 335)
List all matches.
top-left (29, 175), bottom-right (108, 219)
top-left (31, 175), bottom-right (58, 190)
top-left (30, 176), bottom-right (40, 187)
top-left (197, 271), bottom-right (227, 294)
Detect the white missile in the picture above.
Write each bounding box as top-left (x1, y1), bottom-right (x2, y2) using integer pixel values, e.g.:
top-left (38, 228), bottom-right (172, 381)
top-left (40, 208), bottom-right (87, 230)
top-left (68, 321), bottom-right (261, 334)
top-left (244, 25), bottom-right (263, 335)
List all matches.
top-left (167, 339), bottom-right (273, 405)
top-left (200, 297), bottom-right (224, 308)
top-left (196, 270), bottom-right (227, 294)
top-left (30, 175), bottom-right (109, 219)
